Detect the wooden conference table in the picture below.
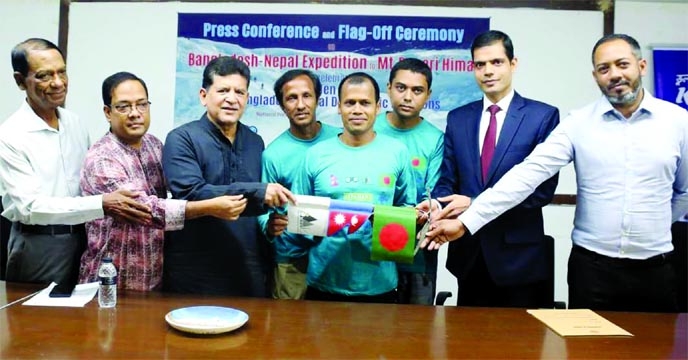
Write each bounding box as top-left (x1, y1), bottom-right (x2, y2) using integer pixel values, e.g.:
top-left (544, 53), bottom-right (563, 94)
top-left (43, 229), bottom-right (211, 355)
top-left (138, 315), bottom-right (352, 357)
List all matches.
top-left (0, 281), bottom-right (686, 359)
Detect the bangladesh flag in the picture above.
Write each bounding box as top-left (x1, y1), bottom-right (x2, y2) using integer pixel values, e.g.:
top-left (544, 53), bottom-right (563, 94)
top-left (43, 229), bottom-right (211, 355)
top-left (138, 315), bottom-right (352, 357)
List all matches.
top-left (371, 205), bottom-right (416, 264)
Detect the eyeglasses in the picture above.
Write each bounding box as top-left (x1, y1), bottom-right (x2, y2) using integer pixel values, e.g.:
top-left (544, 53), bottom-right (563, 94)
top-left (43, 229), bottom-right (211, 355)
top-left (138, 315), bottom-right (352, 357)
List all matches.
top-left (109, 101), bottom-right (151, 114)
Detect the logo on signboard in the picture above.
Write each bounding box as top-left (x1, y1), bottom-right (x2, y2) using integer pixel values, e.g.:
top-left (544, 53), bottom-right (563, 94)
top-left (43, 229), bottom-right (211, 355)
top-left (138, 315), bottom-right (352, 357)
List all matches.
top-left (676, 74), bottom-right (688, 105)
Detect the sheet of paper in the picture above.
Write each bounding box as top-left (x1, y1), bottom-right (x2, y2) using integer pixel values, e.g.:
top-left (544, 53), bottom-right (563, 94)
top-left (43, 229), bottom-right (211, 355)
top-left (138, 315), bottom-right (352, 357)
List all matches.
top-left (527, 309), bottom-right (633, 337)
top-left (22, 282), bottom-right (99, 307)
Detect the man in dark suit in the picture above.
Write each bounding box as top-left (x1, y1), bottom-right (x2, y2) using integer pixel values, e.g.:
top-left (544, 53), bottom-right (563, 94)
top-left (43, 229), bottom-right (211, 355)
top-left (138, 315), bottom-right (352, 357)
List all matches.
top-left (431, 30), bottom-right (560, 307)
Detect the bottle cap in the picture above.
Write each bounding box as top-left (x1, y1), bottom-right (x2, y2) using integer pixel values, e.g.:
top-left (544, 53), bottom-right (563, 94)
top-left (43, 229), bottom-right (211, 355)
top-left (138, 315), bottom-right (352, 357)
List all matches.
top-left (102, 256), bottom-right (113, 263)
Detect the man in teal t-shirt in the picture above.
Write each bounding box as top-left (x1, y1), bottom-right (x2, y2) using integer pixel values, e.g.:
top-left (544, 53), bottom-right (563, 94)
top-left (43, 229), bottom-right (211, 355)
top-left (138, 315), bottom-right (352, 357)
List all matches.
top-left (260, 69), bottom-right (340, 299)
top-left (292, 72), bottom-right (416, 303)
top-left (374, 58), bottom-right (444, 305)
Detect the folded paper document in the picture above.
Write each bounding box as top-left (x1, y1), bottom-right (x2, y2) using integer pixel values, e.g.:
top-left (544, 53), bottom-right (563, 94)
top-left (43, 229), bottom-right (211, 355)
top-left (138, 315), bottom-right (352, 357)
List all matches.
top-left (527, 309), bottom-right (633, 337)
top-left (22, 282), bottom-right (99, 307)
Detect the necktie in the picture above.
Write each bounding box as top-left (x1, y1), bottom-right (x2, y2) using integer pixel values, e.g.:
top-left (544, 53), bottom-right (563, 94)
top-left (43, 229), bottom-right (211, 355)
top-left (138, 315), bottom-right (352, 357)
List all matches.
top-left (481, 104), bottom-right (501, 183)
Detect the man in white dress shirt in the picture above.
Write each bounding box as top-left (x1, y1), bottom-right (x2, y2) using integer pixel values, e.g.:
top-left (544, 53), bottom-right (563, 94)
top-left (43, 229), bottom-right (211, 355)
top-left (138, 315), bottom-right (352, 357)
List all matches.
top-left (423, 34), bottom-right (688, 312)
top-left (0, 38), bottom-right (151, 286)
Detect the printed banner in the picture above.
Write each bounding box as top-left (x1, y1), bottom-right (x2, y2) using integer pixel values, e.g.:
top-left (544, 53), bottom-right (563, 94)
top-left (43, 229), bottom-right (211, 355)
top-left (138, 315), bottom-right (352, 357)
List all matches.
top-left (653, 48), bottom-right (688, 111)
top-left (176, 13), bottom-right (489, 144)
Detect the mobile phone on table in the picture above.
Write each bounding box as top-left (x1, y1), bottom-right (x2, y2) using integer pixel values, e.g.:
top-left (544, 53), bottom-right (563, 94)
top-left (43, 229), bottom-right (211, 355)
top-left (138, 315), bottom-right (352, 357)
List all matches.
top-left (49, 281), bottom-right (76, 298)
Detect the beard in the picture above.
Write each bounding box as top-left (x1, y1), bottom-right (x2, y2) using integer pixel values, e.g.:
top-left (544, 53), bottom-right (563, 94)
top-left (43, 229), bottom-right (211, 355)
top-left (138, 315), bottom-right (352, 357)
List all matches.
top-left (602, 77), bottom-right (642, 106)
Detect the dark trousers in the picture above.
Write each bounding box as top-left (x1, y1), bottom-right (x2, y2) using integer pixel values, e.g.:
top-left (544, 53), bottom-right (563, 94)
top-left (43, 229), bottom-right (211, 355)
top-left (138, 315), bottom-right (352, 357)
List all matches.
top-left (671, 222), bottom-right (687, 312)
top-left (0, 197), bottom-right (9, 280)
top-left (568, 245), bottom-right (677, 312)
top-left (306, 286), bottom-right (396, 304)
top-left (457, 250), bottom-right (549, 308)
top-left (6, 223), bottom-right (85, 286)
top-left (397, 248), bottom-right (438, 305)
top-left (397, 271), bottom-right (436, 305)
top-left (164, 257), bottom-right (269, 298)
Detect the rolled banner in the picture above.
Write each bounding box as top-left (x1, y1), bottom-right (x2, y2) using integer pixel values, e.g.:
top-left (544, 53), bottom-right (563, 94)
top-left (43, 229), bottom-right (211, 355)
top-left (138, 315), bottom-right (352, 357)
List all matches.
top-left (287, 195), bottom-right (330, 237)
top-left (287, 195), bottom-right (374, 237)
top-left (371, 205), bottom-right (416, 264)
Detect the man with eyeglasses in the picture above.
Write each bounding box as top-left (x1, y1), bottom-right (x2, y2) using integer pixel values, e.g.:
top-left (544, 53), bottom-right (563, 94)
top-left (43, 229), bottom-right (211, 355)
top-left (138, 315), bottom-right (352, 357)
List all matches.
top-left (78, 72), bottom-right (250, 291)
top-left (162, 56), bottom-right (296, 297)
top-left (0, 38), bottom-right (151, 288)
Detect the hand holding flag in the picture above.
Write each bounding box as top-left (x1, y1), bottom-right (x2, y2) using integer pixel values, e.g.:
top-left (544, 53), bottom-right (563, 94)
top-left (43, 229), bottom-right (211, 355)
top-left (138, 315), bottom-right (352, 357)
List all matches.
top-left (434, 194), bottom-right (471, 220)
top-left (420, 218), bottom-right (468, 251)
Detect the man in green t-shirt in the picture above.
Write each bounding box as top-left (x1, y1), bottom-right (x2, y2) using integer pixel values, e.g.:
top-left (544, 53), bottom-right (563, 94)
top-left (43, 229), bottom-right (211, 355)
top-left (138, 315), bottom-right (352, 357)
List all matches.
top-left (374, 58), bottom-right (444, 305)
top-left (260, 69), bottom-right (340, 299)
top-left (292, 72), bottom-right (416, 303)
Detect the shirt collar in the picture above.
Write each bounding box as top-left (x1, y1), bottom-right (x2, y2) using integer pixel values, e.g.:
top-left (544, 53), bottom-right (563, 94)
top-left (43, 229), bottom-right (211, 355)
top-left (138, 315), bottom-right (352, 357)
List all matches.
top-left (288, 121), bottom-right (327, 142)
top-left (635, 90), bottom-right (660, 114)
top-left (200, 113), bottom-right (227, 138)
top-left (200, 112), bottom-right (243, 146)
top-left (594, 88), bottom-right (656, 120)
top-left (106, 131), bottom-right (144, 153)
top-left (18, 100), bottom-right (63, 132)
top-left (482, 89), bottom-right (515, 114)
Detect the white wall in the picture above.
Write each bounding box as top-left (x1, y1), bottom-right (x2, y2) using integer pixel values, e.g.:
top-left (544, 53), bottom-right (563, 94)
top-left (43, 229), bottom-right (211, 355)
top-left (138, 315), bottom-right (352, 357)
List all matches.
top-left (0, 0), bottom-right (60, 123)
top-left (615, 0), bottom-right (688, 96)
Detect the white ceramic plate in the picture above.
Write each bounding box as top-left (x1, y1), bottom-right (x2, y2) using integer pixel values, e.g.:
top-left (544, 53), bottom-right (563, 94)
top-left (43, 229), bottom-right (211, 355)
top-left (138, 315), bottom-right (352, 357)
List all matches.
top-left (165, 306), bottom-right (249, 334)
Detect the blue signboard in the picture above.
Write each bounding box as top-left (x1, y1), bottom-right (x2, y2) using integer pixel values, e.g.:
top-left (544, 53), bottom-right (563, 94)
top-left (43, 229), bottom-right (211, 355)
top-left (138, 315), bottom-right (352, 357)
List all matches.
top-left (653, 48), bottom-right (688, 111)
top-left (176, 13), bottom-right (489, 143)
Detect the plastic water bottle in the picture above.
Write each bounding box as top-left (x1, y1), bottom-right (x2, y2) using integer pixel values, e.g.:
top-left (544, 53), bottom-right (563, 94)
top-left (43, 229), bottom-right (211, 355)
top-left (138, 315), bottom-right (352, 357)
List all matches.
top-left (98, 256), bottom-right (117, 308)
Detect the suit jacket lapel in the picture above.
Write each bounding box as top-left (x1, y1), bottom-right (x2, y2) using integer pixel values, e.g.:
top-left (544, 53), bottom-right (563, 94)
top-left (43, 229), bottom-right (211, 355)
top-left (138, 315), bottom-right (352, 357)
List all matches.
top-left (486, 92), bottom-right (526, 185)
top-left (464, 101), bottom-right (483, 187)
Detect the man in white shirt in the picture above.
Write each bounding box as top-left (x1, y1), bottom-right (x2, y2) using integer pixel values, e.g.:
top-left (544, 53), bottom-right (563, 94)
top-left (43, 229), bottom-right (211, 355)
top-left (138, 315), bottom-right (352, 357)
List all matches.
top-left (423, 34), bottom-right (688, 312)
top-left (0, 38), bottom-right (151, 287)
